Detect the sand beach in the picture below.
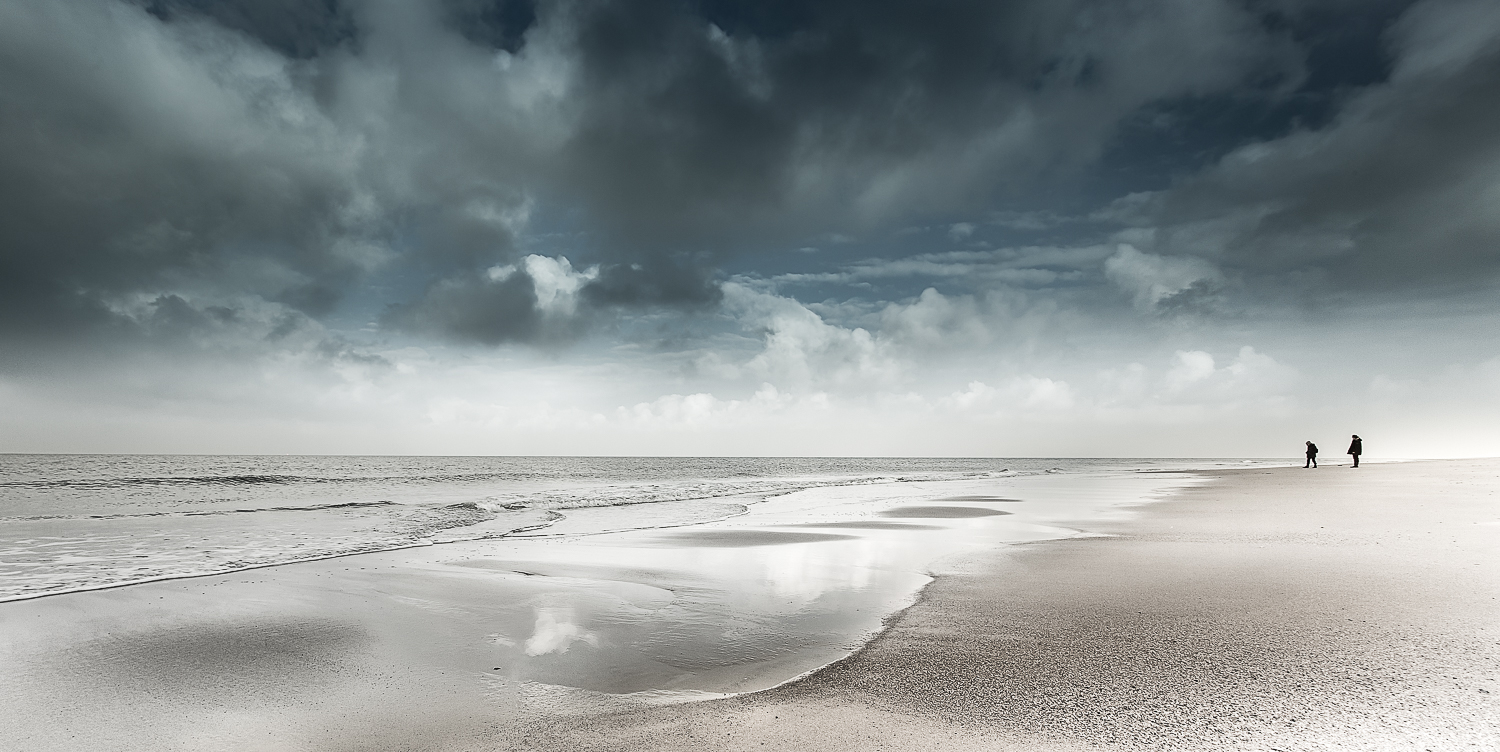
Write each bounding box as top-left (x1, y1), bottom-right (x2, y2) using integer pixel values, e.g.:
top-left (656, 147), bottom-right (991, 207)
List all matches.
top-left (2, 459), bottom-right (1496, 751)
top-left (516, 459), bottom-right (1498, 752)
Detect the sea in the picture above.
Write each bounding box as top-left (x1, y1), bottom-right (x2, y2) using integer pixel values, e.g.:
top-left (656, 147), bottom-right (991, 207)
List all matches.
top-left (0, 455), bottom-right (1275, 603)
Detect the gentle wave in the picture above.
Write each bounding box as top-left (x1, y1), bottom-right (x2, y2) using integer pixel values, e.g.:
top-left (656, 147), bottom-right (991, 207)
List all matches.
top-left (477, 472), bottom-right (1008, 511)
top-left (0, 471), bottom-right (545, 490)
top-left (2, 500), bottom-right (400, 522)
top-left (0, 506), bottom-right (561, 603)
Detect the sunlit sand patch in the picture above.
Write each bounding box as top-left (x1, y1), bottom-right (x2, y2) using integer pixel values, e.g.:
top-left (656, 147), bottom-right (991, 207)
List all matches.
top-left (647, 530), bottom-right (858, 547)
top-left (881, 506), bottom-right (1012, 519)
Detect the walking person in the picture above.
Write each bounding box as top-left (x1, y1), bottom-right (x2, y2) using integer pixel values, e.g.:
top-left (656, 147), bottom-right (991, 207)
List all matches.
top-left (1305, 441), bottom-right (1318, 468)
top-left (1347, 434), bottom-right (1362, 467)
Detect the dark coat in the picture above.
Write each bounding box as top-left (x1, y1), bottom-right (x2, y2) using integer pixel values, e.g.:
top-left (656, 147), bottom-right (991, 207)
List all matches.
top-left (1348, 438), bottom-right (1362, 455)
top-left (1306, 443), bottom-right (1318, 457)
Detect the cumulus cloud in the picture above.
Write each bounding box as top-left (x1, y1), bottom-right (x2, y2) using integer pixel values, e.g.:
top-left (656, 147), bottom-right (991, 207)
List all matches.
top-left (944, 376), bottom-right (1077, 413)
top-left (878, 288), bottom-right (992, 349)
top-left (722, 284), bottom-right (900, 390)
top-left (618, 384), bottom-right (836, 430)
top-left (943, 346), bottom-right (1295, 419)
top-left (1158, 346), bottom-right (1298, 404)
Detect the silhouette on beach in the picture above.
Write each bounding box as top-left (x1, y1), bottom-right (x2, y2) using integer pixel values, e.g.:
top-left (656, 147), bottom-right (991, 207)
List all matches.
top-left (1305, 441), bottom-right (1318, 468)
top-left (1348, 435), bottom-right (1362, 467)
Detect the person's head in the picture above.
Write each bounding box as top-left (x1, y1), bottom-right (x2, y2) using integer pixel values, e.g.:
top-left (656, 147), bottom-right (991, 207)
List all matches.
top-left (1352, 434), bottom-right (1360, 439)
top-left (1306, 441), bottom-right (1313, 445)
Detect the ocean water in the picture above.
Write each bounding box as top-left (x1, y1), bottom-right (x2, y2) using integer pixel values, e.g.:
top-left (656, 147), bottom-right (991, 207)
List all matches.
top-left (0, 455), bottom-right (1266, 602)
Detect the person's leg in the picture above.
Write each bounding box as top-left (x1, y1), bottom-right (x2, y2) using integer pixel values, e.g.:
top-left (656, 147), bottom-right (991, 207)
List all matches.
top-left (1353, 454), bottom-right (1359, 467)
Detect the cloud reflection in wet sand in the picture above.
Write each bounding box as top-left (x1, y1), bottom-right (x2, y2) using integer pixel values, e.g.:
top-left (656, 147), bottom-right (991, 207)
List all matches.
top-left (524, 607), bottom-right (600, 656)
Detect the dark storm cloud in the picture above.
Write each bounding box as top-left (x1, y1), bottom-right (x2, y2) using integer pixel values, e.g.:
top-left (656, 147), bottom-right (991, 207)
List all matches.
top-left (555, 0), bottom-right (1301, 250)
top-left (135, 0), bottom-right (535, 57)
top-left (582, 258), bottom-right (723, 308)
top-left (1095, 0), bottom-right (1418, 198)
top-left (1113, 0), bottom-right (1500, 291)
top-left (0, 1), bottom-right (370, 341)
top-left (385, 266), bottom-right (546, 345)
top-left (3, 0), bottom-right (1491, 354)
top-left (137, 0), bottom-right (359, 59)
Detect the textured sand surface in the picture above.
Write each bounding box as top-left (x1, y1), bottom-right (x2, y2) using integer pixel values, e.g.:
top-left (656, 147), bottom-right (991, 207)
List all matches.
top-left (503, 460), bottom-right (1500, 751)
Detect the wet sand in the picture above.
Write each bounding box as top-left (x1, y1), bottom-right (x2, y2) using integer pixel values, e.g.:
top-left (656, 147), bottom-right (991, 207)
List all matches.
top-left (0, 472), bottom-right (1196, 751)
top-left (508, 459), bottom-right (1500, 751)
top-left (4, 461), bottom-right (1495, 750)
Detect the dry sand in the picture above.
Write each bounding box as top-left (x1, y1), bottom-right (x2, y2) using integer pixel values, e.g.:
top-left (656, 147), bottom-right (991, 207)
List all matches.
top-left (501, 459), bottom-right (1500, 751)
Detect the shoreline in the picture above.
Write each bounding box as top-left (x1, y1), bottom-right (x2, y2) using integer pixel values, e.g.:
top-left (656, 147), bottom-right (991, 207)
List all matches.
top-left (0, 469), bottom-right (1200, 750)
top-left (506, 458), bottom-right (1500, 751)
top-left (0, 463), bottom-right (1066, 604)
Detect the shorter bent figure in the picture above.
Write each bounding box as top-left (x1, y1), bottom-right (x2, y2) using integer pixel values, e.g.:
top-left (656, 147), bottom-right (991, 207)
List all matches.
top-left (1305, 441), bottom-right (1318, 468)
top-left (1348, 434), bottom-right (1362, 467)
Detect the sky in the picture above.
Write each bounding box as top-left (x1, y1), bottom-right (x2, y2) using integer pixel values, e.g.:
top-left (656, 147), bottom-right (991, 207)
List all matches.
top-left (3, 0), bottom-right (1500, 457)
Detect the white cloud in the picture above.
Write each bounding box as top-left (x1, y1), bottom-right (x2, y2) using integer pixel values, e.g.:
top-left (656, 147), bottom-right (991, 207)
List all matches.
top-left (724, 284), bottom-right (900, 390)
top-left (482, 255), bottom-right (598, 317)
top-left (1104, 244), bottom-right (1222, 311)
top-left (1016, 377), bottom-right (1076, 410)
top-left (1166, 350), bottom-right (1218, 390)
top-left (619, 385), bottom-right (832, 430)
top-left (622, 392), bottom-right (727, 427)
top-left (878, 288), bottom-right (990, 349)
top-left (1160, 346), bottom-right (1297, 404)
top-left (1097, 362), bottom-right (1150, 403)
top-left (942, 376), bottom-right (1076, 413)
top-left (523, 255), bottom-right (599, 317)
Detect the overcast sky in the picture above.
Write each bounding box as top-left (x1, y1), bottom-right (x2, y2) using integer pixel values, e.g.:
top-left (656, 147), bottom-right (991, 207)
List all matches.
top-left (3, 0), bottom-right (1499, 457)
